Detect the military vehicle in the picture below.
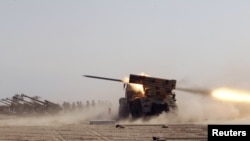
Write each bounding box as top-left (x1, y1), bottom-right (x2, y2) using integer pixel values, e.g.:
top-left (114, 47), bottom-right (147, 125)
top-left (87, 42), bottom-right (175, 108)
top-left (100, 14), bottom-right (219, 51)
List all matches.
top-left (0, 100), bottom-right (10, 106)
top-left (3, 95), bottom-right (34, 115)
top-left (13, 94), bottom-right (40, 114)
top-left (0, 100), bottom-right (10, 114)
top-left (21, 94), bottom-right (62, 114)
top-left (84, 74), bottom-right (177, 119)
top-left (6, 98), bottom-right (26, 114)
top-left (1, 98), bottom-right (16, 113)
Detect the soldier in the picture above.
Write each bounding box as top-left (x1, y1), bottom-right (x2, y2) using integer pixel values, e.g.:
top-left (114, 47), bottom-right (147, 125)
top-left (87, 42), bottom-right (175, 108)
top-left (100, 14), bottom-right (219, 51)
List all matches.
top-left (108, 107), bottom-right (111, 115)
top-left (63, 102), bottom-right (68, 113)
top-left (78, 101), bottom-right (83, 111)
top-left (72, 102), bottom-right (76, 111)
top-left (67, 102), bottom-right (71, 111)
top-left (91, 100), bottom-right (95, 107)
top-left (86, 100), bottom-right (90, 108)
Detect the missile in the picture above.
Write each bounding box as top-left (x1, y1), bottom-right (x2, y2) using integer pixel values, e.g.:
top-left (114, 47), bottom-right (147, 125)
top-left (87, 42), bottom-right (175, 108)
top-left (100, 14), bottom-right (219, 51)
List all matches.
top-left (83, 75), bottom-right (123, 82)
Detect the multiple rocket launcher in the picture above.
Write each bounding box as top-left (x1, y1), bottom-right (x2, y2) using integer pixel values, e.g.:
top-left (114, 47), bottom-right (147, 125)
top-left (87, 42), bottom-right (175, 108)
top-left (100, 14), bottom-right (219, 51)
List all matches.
top-left (0, 94), bottom-right (62, 115)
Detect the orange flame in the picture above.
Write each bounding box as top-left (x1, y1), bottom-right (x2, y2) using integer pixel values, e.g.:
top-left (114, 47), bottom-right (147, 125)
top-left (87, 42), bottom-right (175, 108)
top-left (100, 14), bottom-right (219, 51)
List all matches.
top-left (212, 88), bottom-right (250, 103)
top-left (122, 72), bottom-right (149, 94)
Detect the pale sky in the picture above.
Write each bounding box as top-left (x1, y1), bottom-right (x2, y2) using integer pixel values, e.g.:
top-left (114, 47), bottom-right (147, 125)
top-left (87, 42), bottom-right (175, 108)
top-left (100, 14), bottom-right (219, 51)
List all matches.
top-left (1, 0), bottom-right (250, 104)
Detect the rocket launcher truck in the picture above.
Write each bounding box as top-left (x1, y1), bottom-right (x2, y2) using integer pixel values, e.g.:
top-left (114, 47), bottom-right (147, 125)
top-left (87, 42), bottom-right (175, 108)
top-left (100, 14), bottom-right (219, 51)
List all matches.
top-left (84, 74), bottom-right (178, 119)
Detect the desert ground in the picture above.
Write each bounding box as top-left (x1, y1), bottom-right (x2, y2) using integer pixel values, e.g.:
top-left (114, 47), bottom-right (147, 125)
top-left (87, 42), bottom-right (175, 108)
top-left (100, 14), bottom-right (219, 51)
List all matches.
top-left (1, 94), bottom-right (250, 141)
top-left (0, 104), bottom-right (208, 141)
top-left (0, 115), bottom-right (207, 141)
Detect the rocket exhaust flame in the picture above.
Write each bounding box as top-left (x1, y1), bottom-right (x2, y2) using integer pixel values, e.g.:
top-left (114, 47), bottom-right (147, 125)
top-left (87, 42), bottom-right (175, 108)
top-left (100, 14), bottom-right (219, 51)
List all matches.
top-left (122, 76), bottom-right (144, 93)
top-left (177, 87), bottom-right (250, 103)
top-left (212, 88), bottom-right (250, 103)
top-left (131, 84), bottom-right (144, 94)
top-left (176, 87), bottom-right (211, 95)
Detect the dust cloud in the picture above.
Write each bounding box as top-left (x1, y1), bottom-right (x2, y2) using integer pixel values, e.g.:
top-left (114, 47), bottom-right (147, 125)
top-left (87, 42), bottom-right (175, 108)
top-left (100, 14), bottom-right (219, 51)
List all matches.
top-left (2, 80), bottom-right (250, 126)
top-left (160, 93), bottom-right (250, 124)
top-left (118, 89), bottom-right (250, 125)
top-left (0, 104), bottom-right (118, 126)
top-left (1, 90), bottom-right (250, 126)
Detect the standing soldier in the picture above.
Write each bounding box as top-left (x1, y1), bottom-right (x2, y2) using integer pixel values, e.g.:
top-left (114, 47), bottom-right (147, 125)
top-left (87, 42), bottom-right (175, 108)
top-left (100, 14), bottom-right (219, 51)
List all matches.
top-left (72, 102), bottom-right (76, 111)
top-left (86, 101), bottom-right (90, 108)
top-left (108, 107), bottom-right (111, 115)
top-left (91, 100), bottom-right (95, 107)
top-left (63, 102), bottom-right (69, 113)
top-left (79, 101), bottom-right (83, 111)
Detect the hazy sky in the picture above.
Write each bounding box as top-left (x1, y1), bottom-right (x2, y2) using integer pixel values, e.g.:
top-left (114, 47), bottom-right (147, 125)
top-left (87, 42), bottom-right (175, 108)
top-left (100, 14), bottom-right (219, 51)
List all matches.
top-left (1, 0), bottom-right (250, 103)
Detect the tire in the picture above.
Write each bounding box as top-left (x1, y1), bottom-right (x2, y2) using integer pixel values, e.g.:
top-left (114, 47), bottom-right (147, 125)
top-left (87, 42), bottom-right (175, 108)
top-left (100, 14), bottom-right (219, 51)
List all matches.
top-left (118, 98), bottom-right (129, 119)
top-left (151, 103), bottom-right (169, 115)
top-left (130, 99), bottom-right (143, 118)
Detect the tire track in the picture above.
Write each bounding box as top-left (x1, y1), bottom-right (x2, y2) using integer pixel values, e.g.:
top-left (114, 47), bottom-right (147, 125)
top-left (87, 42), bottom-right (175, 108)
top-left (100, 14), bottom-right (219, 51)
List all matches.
top-left (83, 126), bottom-right (114, 141)
top-left (50, 128), bottom-right (67, 141)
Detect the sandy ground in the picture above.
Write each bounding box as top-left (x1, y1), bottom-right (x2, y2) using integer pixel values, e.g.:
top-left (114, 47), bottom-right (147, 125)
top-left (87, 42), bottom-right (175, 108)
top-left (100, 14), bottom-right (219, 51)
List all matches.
top-left (2, 94), bottom-right (250, 141)
top-left (0, 106), bottom-right (208, 141)
top-left (0, 116), bottom-right (207, 141)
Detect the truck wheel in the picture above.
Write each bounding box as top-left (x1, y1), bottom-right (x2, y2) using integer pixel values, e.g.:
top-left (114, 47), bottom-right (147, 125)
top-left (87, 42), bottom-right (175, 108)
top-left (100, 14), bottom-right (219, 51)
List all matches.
top-left (118, 98), bottom-right (129, 119)
top-left (151, 103), bottom-right (169, 115)
top-left (130, 99), bottom-right (143, 118)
